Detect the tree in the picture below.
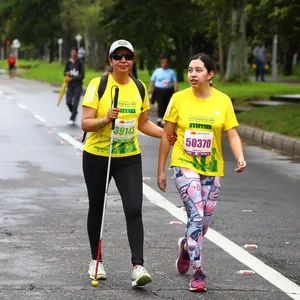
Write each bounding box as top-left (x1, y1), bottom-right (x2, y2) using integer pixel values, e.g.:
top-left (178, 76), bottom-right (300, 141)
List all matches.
top-left (103, 0), bottom-right (205, 81)
top-left (225, 0), bottom-right (248, 81)
top-left (247, 0), bottom-right (300, 75)
top-left (0, 0), bottom-right (62, 62)
top-left (60, 0), bottom-right (112, 69)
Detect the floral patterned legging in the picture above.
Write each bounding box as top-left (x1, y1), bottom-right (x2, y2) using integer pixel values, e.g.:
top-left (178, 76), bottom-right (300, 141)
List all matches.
top-left (172, 166), bottom-right (221, 270)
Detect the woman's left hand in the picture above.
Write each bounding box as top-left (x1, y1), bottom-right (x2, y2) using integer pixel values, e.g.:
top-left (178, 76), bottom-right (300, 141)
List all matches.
top-left (235, 159), bottom-right (247, 173)
top-left (167, 132), bottom-right (177, 145)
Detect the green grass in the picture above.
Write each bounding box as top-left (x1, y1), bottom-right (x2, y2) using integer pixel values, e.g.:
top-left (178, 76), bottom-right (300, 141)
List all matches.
top-left (237, 103), bottom-right (300, 138)
top-left (1, 59), bottom-right (300, 138)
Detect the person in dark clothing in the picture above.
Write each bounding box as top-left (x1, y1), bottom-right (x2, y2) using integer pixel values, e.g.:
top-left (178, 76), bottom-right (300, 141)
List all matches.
top-left (64, 47), bottom-right (85, 125)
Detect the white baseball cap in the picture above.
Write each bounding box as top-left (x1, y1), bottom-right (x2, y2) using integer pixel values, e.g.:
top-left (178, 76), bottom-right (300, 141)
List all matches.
top-left (109, 39), bottom-right (134, 56)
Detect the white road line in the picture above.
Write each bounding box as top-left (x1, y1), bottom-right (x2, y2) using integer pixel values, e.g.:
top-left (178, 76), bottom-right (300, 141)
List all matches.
top-left (142, 184), bottom-right (300, 300)
top-left (33, 114), bottom-right (46, 123)
top-left (57, 132), bottom-right (84, 151)
top-left (18, 103), bottom-right (27, 110)
top-left (58, 132), bottom-right (300, 300)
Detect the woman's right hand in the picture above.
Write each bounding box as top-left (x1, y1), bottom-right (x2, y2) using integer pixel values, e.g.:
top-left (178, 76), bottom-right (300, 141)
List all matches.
top-left (157, 171), bottom-right (167, 192)
top-left (107, 108), bottom-right (120, 121)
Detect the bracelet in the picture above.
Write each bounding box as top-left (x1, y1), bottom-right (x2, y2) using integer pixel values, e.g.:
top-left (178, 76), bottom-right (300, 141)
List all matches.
top-left (96, 118), bottom-right (103, 128)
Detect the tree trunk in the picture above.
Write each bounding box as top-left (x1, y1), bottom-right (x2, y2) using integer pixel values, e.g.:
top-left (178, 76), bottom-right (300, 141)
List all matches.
top-left (283, 48), bottom-right (294, 76)
top-left (217, 19), bottom-right (225, 79)
top-left (224, 0), bottom-right (248, 81)
top-left (174, 36), bottom-right (184, 82)
top-left (49, 37), bottom-right (55, 63)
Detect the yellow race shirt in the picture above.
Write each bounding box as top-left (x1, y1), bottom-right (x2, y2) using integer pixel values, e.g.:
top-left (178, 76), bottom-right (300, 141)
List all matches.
top-left (164, 87), bottom-right (238, 176)
top-left (82, 75), bottom-right (150, 157)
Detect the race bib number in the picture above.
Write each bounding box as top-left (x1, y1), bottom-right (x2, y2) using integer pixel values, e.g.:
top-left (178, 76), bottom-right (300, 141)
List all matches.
top-left (184, 130), bottom-right (213, 156)
top-left (162, 79), bottom-right (171, 87)
top-left (113, 119), bottom-right (137, 143)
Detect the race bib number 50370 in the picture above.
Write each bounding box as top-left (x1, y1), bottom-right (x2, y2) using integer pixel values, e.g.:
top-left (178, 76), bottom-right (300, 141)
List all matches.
top-left (184, 130), bottom-right (213, 156)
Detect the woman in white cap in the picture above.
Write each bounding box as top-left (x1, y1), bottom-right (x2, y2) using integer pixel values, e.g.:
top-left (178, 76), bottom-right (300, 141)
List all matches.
top-left (81, 39), bottom-right (175, 288)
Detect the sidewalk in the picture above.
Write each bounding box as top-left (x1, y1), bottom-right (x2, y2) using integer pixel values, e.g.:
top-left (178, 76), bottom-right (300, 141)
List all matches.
top-left (237, 125), bottom-right (300, 157)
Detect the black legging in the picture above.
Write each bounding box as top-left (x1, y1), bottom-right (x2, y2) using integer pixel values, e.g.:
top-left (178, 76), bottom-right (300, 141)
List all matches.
top-left (153, 87), bottom-right (174, 118)
top-left (66, 85), bottom-right (82, 121)
top-left (82, 151), bottom-right (144, 266)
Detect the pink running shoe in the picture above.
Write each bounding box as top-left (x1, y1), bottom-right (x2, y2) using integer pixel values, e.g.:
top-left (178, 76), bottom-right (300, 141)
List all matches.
top-left (175, 237), bottom-right (190, 274)
top-left (189, 269), bottom-right (207, 292)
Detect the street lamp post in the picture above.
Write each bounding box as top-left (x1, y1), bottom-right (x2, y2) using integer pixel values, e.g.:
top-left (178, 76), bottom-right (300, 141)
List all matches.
top-left (75, 34), bottom-right (82, 49)
top-left (12, 39), bottom-right (21, 60)
top-left (58, 38), bottom-right (63, 64)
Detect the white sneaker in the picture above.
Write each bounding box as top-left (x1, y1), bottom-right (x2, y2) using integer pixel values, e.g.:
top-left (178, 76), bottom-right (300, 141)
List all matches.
top-left (131, 266), bottom-right (152, 287)
top-left (88, 260), bottom-right (107, 280)
top-left (66, 120), bottom-right (75, 125)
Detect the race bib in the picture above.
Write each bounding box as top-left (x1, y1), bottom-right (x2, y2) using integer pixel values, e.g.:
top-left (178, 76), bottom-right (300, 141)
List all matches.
top-left (162, 79), bottom-right (171, 87)
top-left (184, 130), bottom-right (213, 156)
top-left (113, 119), bottom-right (137, 143)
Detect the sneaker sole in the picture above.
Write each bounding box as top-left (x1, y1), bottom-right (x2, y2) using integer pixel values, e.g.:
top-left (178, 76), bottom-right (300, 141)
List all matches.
top-left (189, 286), bottom-right (207, 292)
top-left (89, 273), bottom-right (107, 280)
top-left (175, 237), bottom-right (190, 275)
top-left (132, 273), bottom-right (152, 287)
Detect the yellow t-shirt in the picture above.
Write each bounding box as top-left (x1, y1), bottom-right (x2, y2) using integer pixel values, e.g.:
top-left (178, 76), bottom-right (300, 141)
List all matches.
top-left (164, 87), bottom-right (238, 176)
top-left (82, 75), bottom-right (150, 157)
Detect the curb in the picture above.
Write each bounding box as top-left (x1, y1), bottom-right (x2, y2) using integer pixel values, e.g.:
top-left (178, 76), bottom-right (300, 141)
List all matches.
top-left (238, 125), bottom-right (300, 157)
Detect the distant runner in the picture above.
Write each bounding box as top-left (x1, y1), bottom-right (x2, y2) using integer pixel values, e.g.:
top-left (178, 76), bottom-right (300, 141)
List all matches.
top-left (64, 47), bottom-right (85, 125)
top-left (7, 53), bottom-right (16, 78)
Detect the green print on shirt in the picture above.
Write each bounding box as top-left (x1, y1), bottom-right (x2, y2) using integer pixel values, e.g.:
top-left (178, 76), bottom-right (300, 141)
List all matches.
top-left (93, 141), bottom-right (137, 154)
top-left (112, 140), bottom-right (137, 154)
top-left (119, 108), bottom-right (136, 113)
top-left (93, 143), bottom-right (137, 154)
top-left (179, 148), bottom-right (218, 173)
top-left (189, 123), bottom-right (212, 129)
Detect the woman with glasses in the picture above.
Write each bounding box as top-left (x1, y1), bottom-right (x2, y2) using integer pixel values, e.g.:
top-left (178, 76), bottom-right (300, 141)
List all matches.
top-left (81, 40), bottom-right (174, 288)
top-left (157, 53), bottom-right (247, 292)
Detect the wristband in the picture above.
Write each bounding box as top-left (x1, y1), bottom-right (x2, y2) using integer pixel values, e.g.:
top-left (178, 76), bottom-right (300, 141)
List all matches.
top-left (96, 118), bottom-right (103, 128)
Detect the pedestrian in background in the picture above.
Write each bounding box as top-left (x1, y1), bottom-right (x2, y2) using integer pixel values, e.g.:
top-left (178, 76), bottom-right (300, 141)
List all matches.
top-left (157, 53), bottom-right (247, 292)
top-left (148, 54), bottom-right (178, 127)
top-left (253, 43), bottom-right (267, 82)
top-left (7, 53), bottom-right (17, 78)
top-left (64, 47), bottom-right (85, 125)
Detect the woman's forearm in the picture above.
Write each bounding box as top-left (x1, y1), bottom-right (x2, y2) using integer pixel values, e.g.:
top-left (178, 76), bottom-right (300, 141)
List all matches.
top-left (82, 116), bottom-right (111, 132)
top-left (227, 129), bottom-right (245, 161)
top-left (158, 133), bottom-right (171, 173)
top-left (138, 120), bottom-right (163, 138)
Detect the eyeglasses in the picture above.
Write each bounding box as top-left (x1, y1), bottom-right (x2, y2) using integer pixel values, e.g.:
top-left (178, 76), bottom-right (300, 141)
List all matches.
top-left (110, 53), bottom-right (134, 61)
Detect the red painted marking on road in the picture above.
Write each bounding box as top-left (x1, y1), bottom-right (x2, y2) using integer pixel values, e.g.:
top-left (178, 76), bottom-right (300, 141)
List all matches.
top-left (48, 130), bottom-right (54, 134)
top-left (238, 270), bottom-right (256, 275)
top-left (60, 141), bottom-right (68, 145)
top-left (244, 244), bottom-right (258, 249)
top-left (169, 221), bottom-right (182, 225)
top-left (143, 177), bottom-right (151, 180)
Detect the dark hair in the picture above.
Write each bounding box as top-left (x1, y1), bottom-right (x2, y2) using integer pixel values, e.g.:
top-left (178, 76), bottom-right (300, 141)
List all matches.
top-left (189, 53), bottom-right (215, 86)
top-left (189, 53), bottom-right (215, 73)
top-left (160, 53), bottom-right (169, 59)
top-left (71, 47), bottom-right (78, 52)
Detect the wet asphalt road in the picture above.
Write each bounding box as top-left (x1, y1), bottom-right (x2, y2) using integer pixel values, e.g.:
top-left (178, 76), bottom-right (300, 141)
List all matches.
top-left (0, 76), bottom-right (299, 300)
